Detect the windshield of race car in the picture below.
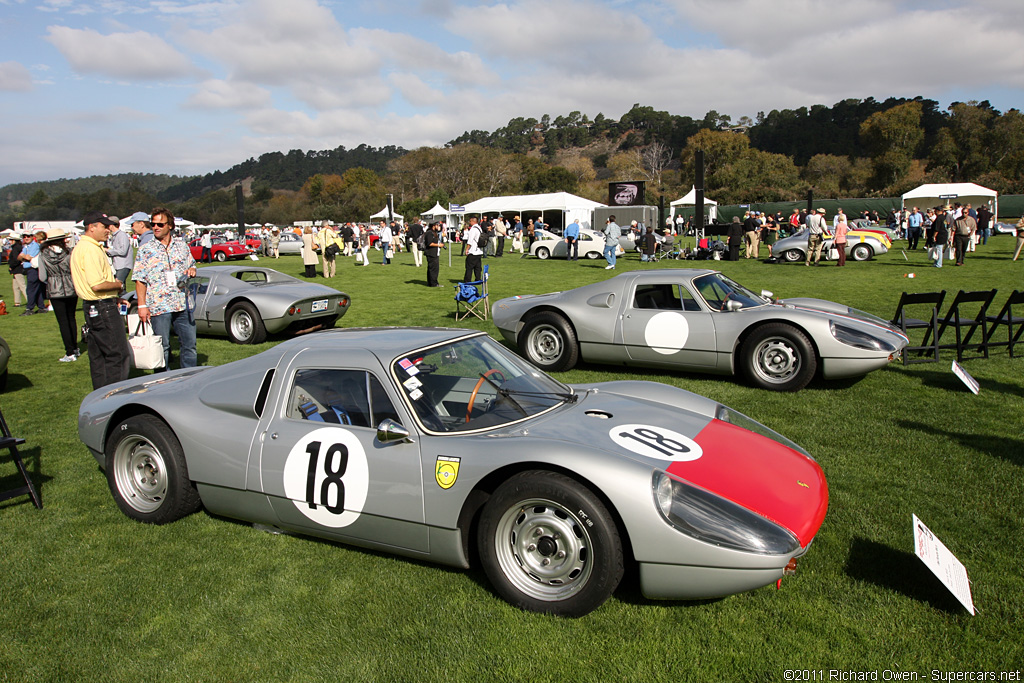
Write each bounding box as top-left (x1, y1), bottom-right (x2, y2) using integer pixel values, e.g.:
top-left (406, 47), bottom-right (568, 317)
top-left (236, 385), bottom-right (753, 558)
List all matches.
top-left (392, 335), bottom-right (574, 433)
top-left (692, 273), bottom-right (767, 311)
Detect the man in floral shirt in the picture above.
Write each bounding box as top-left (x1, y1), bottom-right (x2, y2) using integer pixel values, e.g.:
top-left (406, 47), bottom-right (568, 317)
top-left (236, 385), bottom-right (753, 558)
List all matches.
top-left (133, 207), bottom-right (197, 370)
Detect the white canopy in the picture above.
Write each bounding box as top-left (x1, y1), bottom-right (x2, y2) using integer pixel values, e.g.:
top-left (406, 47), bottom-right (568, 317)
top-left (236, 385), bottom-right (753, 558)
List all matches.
top-left (422, 202), bottom-right (450, 217)
top-left (460, 192), bottom-right (606, 231)
top-left (370, 207), bottom-right (403, 223)
top-left (902, 183), bottom-right (997, 218)
top-left (670, 186), bottom-right (719, 221)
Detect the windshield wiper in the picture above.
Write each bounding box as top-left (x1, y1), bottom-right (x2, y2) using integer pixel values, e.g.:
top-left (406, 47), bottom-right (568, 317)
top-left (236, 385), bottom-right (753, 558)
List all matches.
top-left (498, 388), bottom-right (578, 403)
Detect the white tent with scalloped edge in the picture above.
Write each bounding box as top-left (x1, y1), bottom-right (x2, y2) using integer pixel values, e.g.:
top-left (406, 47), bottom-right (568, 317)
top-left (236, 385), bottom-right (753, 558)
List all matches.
top-left (901, 183), bottom-right (997, 218)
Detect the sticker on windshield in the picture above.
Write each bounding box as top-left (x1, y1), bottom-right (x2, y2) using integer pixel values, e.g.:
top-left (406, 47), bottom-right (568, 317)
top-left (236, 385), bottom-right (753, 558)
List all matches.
top-left (397, 358), bottom-right (419, 376)
top-left (282, 427), bottom-right (369, 528)
top-left (609, 424), bottom-right (703, 462)
top-left (403, 376), bottom-right (422, 391)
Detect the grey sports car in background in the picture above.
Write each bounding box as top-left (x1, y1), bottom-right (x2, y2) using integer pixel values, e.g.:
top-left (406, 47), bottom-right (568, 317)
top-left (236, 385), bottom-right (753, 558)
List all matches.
top-left (261, 231), bottom-right (304, 255)
top-left (492, 269), bottom-right (908, 391)
top-left (129, 265), bottom-right (350, 344)
top-left (79, 328), bottom-right (828, 617)
top-left (773, 228), bottom-right (890, 263)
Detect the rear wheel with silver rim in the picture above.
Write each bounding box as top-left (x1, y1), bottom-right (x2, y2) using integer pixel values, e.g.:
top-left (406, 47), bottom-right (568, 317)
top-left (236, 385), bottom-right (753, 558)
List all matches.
top-left (105, 414), bottom-right (201, 524)
top-left (741, 323), bottom-right (817, 391)
top-left (226, 301), bottom-right (267, 345)
top-left (478, 471), bottom-right (623, 617)
top-left (535, 246), bottom-right (550, 260)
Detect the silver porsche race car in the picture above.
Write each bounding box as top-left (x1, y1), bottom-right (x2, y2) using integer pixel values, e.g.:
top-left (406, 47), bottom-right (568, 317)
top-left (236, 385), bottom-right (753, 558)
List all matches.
top-left (79, 327), bottom-right (828, 617)
top-left (773, 228), bottom-right (890, 263)
top-left (128, 265), bottom-right (350, 344)
top-left (492, 269), bottom-right (908, 391)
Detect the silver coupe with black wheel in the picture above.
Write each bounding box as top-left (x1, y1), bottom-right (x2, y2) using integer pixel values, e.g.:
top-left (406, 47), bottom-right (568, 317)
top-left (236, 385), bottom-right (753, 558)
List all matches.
top-left (79, 327), bottom-right (828, 617)
top-left (492, 269), bottom-right (908, 392)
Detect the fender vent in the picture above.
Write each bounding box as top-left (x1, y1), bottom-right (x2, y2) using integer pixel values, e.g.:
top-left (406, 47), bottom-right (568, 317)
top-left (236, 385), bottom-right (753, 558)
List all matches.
top-left (584, 410), bottom-right (612, 419)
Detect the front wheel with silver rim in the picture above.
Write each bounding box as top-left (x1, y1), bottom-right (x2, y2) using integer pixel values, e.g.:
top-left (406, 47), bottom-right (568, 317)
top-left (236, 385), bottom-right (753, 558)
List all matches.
top-left (478, 471), bottom-right (623, 617)
top-left (740, 323), bottom-right (817, 391)
top-left (517, 311), bottom-right (578, 371)
top-left (105, 414), bottom-right (201, 524)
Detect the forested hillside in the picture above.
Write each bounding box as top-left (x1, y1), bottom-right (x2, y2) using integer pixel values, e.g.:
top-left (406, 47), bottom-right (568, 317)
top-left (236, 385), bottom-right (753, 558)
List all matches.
top-left (4, 96), bottom-right (1022, 228)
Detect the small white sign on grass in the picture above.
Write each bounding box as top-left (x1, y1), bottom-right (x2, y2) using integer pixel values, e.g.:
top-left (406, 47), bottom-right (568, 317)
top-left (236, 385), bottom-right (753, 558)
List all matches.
top-left (952, 360), bottom-right (980, 394)
top-left (912, 514), bottom-right (975, 615)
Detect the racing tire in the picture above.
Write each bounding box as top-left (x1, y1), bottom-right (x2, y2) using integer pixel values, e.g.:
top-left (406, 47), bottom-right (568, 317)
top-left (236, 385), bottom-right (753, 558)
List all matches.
top-left (226, 301), bottom-right (268, 345)
top-left (535, 247), bottom-right (550, 260)
top-left (105, 414), bottom-right (201, 524)
top-left (782, 249), bottom-right (803, 263)
top-left (478, 471), bottom-right (624, 617)
top-left (740, 323), bottom-right (817, 392)
top-left (518, 312), bottom-right (579, 372)
top-left (850, 244), bottom-right (873, 261)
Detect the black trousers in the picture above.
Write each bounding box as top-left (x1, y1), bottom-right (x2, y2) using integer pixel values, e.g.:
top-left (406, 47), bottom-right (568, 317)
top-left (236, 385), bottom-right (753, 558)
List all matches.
top-left (51, 296), bottom-right (79, 356)
top-left (954, 233), bottom-right (971, 264)
top-left (464, 254), bottom-right (481, 283)
top-left (83, 298), bottom-right (131, 390)
top-left (907, 228), bottom-right (921, 250)
top-left (25, 268), bottom-right (46, 311)
top-left (728, 243), bottom-right (740, 261)
top-left (426, 255), bottom-right (439, 286)
top-left (496, 236), bottom-right (505, 256)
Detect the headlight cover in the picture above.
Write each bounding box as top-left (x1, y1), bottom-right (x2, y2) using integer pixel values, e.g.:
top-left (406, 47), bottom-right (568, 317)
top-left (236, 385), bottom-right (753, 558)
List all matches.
top-left (829, 321), bottom-right (895, 352)
top-left (652, 470), bottom-right (800, 555)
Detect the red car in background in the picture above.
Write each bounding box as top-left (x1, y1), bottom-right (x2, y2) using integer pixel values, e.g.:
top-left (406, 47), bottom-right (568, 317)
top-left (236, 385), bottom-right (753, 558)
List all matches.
top-left (189, 236), bottom-right (251, 262)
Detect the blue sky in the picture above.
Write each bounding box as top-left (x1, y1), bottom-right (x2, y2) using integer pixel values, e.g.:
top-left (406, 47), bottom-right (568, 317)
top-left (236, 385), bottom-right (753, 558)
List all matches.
top-left (1, 0), bottom-right (1022, 187)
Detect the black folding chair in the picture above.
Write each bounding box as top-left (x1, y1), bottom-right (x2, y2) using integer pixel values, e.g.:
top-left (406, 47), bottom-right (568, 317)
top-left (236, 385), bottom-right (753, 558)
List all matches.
top-left (985, 290), bottom-right (1024, 357)
top-left (0, 406), bottom-right (42, 509)
top-left (935, 289), bottom-right (997, 362)
top-left (891, 291), bottom-right (946, 364)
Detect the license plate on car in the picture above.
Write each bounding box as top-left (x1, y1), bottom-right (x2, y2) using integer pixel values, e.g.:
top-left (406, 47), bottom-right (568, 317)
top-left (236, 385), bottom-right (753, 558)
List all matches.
top-left (311, 298), bottom-right (328, 313)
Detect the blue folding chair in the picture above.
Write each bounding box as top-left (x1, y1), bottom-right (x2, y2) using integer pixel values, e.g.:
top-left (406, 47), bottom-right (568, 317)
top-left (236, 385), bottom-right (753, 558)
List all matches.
top-left (454, 264), bottom-right (489, 321)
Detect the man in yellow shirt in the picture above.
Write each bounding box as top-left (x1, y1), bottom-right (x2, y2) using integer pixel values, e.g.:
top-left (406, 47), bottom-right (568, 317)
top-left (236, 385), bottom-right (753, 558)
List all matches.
top-left (317, 220), bottom-right (341, 277)
top-left (71, 212), bottom-right (131, 390)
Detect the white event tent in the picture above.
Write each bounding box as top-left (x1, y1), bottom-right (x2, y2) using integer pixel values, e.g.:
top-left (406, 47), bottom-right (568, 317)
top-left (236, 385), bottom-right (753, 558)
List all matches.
top-left (420, 202), bottom-right (453, 227)
top-left (370, 207), bottom-right (404, 223)
top-left (460, 192), bottom-right (606, 231)
top-left (901, 183), bottom-right (997, 218)
top-left (670, 186), bottom-right (719, 222)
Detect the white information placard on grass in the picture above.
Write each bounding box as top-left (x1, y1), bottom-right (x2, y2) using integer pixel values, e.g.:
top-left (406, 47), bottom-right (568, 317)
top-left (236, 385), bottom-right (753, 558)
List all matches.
top-left (912, 514), bottom-right (975, 615)
top-left (952, 360), bottom-right (980, 394)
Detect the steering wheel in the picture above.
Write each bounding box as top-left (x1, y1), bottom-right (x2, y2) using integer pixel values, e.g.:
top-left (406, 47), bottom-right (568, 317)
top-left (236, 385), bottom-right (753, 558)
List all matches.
top-left (466, 369), bottom-right (506, 422)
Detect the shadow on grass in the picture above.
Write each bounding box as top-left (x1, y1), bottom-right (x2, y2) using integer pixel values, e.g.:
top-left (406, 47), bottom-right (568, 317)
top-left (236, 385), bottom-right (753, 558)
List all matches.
top-left (0, 445), bottom-right (51, 510)
top-left (2, 372), bottom-right (33, 393)
top-left (895, 419), bottom-right (1024, 466)
top-left (844, 536), bottom-right (963, 614)
top-left (909, 365), bottom-right (1024, 396)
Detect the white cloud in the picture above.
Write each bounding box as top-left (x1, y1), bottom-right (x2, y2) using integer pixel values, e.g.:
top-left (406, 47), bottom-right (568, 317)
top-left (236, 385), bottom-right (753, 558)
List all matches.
top-left (182, 0), bottom-right (380, 93)
top-left (45, 26), bottom-right (196, 79)
top-left (351, 28), bottom-right (495, 88)
top-left (0, 61), bottom-right (33, 91)
top-left (388, 72), bottom-right (447, 107)
top-left (186, 78), bottom-right (271, 109)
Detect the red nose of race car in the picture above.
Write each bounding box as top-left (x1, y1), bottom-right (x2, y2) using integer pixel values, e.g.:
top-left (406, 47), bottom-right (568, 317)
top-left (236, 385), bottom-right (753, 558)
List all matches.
top-left (669, 418), bottom-right (828, 547)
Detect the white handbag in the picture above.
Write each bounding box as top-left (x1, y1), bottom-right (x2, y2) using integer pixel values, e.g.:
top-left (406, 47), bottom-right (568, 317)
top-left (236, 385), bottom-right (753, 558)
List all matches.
top-left (129, 321), bottom-right (165, 370)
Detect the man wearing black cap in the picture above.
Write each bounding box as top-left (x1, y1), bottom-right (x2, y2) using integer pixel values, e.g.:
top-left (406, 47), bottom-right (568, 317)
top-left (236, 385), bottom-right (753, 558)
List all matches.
top-left (71, 212), bottom-right (132, 389)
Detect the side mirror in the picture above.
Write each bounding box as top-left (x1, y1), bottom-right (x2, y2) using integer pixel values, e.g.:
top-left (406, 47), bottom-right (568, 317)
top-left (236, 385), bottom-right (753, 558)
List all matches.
top-left (725, 299), bottom-right (743, 312)
top-left (761, 289), bottom-right (774, 300)
top-left (377, 419), bottom-right (414, 444)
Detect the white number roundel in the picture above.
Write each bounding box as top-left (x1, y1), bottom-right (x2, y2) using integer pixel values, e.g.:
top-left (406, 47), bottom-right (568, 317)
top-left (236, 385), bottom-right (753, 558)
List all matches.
top-left (609, 424), bottom-right (703, 462)
top-left (644, 312), bottom-right (689, 355)
top-left (282, 427), bottom-right (369, 528)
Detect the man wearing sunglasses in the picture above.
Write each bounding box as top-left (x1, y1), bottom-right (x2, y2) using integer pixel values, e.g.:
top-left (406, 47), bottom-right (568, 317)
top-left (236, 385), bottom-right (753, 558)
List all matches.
top-left (133, 208), bottom-right (198, 370)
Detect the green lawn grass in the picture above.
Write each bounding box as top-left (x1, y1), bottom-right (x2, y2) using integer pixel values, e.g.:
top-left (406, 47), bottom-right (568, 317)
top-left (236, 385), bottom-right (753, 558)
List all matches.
top-left (1, 237), bottom-right (1022, 681)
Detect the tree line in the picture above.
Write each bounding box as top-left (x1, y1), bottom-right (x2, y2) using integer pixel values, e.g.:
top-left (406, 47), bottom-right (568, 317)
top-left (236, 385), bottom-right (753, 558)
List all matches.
top-left (4, 97), bottom-right (1022, 228)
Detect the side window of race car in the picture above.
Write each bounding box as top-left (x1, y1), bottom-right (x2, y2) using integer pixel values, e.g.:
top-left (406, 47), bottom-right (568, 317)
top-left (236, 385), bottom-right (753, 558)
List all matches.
top-left (287, 370), bottom-right (402, 430)
top-left (288, 369), bottom-right (373, 427)
top-left (633, 284), bottom-right (697, 311)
